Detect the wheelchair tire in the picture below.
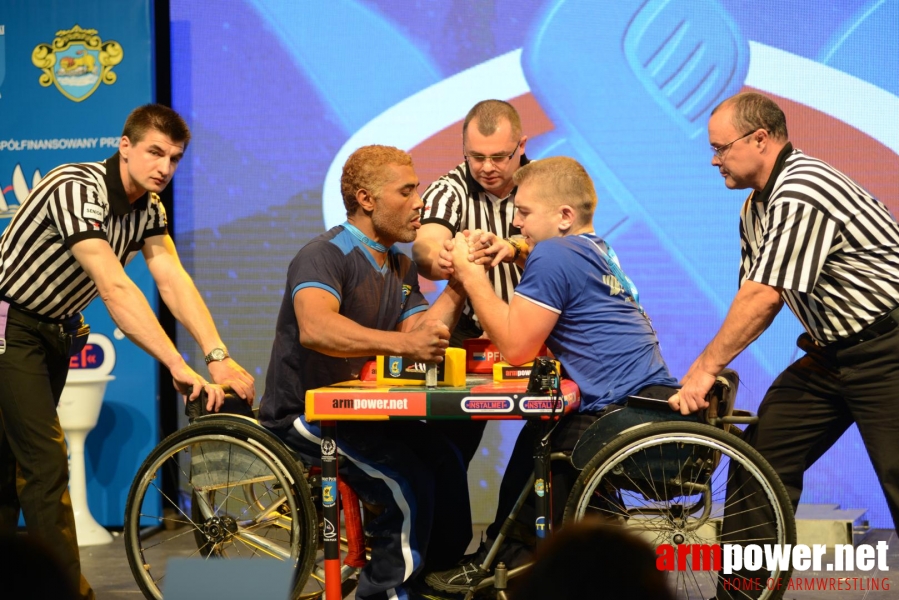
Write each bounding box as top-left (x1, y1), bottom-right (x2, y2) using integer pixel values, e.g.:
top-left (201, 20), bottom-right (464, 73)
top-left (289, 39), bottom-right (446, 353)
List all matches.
top-left (563, 421), bottom-right (795, 600)
top-left (124, 416), bottom-right (317, 600)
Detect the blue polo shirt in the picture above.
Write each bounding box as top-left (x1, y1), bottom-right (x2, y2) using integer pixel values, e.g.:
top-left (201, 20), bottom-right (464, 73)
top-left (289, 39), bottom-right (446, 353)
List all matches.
top-left (514, 234), bottom-right (677, 412)
top-left (260, 225), bottom-right (428, 431)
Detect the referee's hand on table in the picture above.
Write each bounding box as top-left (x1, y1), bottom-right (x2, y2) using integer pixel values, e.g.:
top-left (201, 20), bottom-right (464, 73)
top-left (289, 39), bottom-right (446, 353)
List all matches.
top-left (208, 358), bottom-right (256, 404)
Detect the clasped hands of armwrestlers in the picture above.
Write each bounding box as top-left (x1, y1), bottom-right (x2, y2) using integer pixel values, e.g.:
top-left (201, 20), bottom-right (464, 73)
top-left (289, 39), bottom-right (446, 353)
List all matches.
top-left (438, 229), bottom-right (515, 278)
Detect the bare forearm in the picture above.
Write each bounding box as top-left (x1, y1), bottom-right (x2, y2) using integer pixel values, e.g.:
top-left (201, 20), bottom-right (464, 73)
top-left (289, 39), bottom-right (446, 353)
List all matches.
top-left (156, 266), bottom-right (223, 353)
top-left (412, 240), bottom-right (448, 281)
top-left (420, 279), bottom-right (466, 331)
top-left (696, 281), bottom-right (783, 373)
top-left (463, 273), bottom-right (514, 348)
top-left (301, 313), bottom-right (413, 358)
top-left (101, 280), bottom-right (183, 370)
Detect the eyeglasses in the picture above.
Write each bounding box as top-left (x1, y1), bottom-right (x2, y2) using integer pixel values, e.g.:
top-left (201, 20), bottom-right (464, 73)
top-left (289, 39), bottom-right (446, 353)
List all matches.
top-left (464, 139), bottom-right (521, 166)
top-left (710, 130), bottom-right (757, 158)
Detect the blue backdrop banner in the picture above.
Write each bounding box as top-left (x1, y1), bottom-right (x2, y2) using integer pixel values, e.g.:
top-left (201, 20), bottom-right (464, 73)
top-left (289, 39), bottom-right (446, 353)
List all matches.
top-left (0, 0), bottom-right (158, 527)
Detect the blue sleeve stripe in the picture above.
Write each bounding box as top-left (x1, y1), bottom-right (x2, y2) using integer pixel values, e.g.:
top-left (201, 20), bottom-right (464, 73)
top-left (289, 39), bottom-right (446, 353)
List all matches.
top-left (399, 304), bottom-right (428, 322)
top-left (293, 282), bottom-right (341, 303)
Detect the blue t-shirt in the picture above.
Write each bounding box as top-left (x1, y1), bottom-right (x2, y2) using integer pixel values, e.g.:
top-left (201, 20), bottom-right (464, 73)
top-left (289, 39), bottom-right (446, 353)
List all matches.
top-left (514, 234), bottom-right (677, 412)
top-left (260, 225), bottom-right (429, 430)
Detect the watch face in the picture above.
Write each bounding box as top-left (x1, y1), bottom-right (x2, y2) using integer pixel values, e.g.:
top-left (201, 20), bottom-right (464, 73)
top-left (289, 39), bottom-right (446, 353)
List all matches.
top-left (208, 348), bottom-right (226, 362)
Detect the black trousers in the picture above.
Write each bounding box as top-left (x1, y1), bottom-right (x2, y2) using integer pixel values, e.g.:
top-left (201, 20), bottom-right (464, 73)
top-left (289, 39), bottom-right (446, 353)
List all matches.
top-left (718, 328), bottom-right (899, 599)
top-left (0, 308), bottom-right (93, 600)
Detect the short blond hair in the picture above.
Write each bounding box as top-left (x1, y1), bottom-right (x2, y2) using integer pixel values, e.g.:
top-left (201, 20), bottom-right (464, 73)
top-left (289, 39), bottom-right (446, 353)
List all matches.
top-left (513, 157), bottom-right (597, 226)
top-left (340, 145), bottom-right (413, 216)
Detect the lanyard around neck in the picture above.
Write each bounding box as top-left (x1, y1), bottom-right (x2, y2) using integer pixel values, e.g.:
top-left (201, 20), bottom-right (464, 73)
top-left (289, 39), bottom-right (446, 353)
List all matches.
top-left (343, 221), bottom-right (388, 253)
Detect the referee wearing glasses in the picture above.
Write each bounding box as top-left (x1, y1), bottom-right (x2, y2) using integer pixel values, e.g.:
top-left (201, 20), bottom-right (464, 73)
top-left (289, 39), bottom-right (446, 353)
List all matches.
top-left (413, 99), bottom-right (531, 468)
top-left (0, 104), bottom-right (254, 600)
top-left (671, 92), bottom-right (899, 596)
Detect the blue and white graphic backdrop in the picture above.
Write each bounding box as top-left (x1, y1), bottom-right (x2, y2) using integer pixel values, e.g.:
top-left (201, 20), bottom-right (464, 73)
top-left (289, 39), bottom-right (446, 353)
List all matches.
top-left (170, 0), bottom-right (899, 527)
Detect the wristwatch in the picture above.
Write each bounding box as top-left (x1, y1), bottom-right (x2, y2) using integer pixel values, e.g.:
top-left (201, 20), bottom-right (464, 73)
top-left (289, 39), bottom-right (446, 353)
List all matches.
top-left (504, 237), bottom-right (522, 261)
top-left (204, 347), bottom-right (230, 364)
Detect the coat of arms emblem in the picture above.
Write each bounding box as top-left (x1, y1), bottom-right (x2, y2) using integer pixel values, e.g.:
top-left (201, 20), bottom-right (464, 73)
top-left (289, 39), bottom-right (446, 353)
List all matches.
top-left (31, 24), bottom-right (123, 102)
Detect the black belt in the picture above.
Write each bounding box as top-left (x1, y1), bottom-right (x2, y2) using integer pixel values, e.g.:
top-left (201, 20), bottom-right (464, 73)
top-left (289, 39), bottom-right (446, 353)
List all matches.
top-left (824, 307), bottom-right (899, 351)
top-left (0, 301), bottom-right (89, 357)
top-left (7, 305), bottom-right (83, 332)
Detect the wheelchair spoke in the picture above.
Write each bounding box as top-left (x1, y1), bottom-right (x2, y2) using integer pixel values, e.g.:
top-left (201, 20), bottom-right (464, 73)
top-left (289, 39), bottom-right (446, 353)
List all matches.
top-left (566, 422), bottom-right (795, 600)
top-left (125, 426), bottom-right (316, 600)
top-left (230, 529), bottom-right (293, 560)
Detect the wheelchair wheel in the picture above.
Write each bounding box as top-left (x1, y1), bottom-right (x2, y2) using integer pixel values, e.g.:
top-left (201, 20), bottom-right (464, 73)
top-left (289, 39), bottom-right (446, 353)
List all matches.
top-left (564, 421), bottom-right (795, 600)
top-left (124, 416), bottom-right (317, 600)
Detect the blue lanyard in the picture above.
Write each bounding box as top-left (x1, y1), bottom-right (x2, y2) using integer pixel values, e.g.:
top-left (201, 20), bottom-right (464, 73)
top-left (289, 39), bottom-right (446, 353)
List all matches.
top-left (581, 234), bottom-right (646, 317)
top-left (343, 221), bottom-right (387, 253)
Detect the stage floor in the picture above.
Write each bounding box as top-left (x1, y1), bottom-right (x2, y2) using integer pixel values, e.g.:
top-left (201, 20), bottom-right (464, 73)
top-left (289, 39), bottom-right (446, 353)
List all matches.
top-left (82, 528), bottom-right (899, 599)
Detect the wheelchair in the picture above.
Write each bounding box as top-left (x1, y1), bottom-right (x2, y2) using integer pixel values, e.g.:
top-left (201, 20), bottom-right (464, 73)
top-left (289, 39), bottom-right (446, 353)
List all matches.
top-left (123, 371), bottom-right (795, 600)
top-left (440, 370), bottom-right (796, 600)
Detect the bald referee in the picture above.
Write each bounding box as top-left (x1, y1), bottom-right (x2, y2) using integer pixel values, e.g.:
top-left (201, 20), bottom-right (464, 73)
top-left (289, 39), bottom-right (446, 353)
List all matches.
top-left (0, 104), bottom-right (254, 600)
top-left (671, 92), bottom-right (899, 597)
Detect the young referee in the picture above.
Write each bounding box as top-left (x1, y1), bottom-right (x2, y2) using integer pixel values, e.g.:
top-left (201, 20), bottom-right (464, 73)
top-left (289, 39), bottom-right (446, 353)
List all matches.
top-left (0, 104), bottom-right (255, 600)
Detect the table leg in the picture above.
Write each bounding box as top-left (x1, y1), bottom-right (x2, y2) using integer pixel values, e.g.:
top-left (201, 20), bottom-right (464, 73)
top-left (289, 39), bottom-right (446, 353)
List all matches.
top-left (532, 422), bottom-right (552, 544)
top-left (321, 421), bottom-right (342, 600)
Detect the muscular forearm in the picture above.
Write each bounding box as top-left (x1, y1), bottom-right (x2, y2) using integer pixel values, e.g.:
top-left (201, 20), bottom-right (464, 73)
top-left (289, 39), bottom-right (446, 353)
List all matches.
top-left (418, 279), bottom-right (466, 331)
top-left (155, 265), bottom-right (224, 353)
top-left (412, 240), bottom-right (447, 281)
top-left (462, 271), bottom-right (515, 348)
top-left (100, 279), bottom-right (184, 370)
top-left (696, 280), bottom-right (783, 373)
top-left (672, 280), bottom-right (783, 414)
top-left (300, 313), bottom-right (415, 358)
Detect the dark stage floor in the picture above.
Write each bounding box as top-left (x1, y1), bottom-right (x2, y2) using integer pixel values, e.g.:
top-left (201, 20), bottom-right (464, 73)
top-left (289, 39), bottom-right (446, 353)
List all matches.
top-left (80, 528), bottom-right (899, 599)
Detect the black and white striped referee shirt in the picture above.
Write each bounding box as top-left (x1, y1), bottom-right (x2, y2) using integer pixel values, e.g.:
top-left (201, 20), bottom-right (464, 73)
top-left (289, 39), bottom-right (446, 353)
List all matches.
top-left (421, 159), bottom-right (527, 329)
top-left (740, 143), bottom-right (899, 343)
top-left (0, 152), bottom-right (167, 321)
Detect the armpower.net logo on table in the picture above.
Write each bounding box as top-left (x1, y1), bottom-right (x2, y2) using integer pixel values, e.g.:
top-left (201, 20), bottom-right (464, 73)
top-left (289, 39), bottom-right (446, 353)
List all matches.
top-left (312, 392), bottom-right (428, 417)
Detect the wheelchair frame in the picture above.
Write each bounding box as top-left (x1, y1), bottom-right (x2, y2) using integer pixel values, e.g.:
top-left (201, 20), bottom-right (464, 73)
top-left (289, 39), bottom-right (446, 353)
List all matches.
top-left (123, 372), bottom-right (796, 600)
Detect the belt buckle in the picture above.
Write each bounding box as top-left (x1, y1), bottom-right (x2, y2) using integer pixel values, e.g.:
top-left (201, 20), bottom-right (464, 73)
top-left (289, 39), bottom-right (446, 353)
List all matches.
top-left (0, 337), bottom-right (5, 355)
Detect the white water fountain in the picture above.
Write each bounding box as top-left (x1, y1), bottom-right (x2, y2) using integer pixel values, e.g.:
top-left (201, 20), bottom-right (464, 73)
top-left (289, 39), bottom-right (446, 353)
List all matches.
top-left (56, 333), bottom-right (116, 546)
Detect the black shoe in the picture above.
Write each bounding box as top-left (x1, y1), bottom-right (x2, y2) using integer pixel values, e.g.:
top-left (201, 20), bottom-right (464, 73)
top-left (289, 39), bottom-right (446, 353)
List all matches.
top-left (408, 577), bottom-right (467, 599)
top-left (424, 560), bottom-right (489, 594)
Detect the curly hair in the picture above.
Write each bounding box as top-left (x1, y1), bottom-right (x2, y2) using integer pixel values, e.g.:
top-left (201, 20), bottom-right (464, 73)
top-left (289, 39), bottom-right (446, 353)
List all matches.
top-left (122, 104), bottom-right (191, 148)
top-left (340, 145), bottom-right (413, 216)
